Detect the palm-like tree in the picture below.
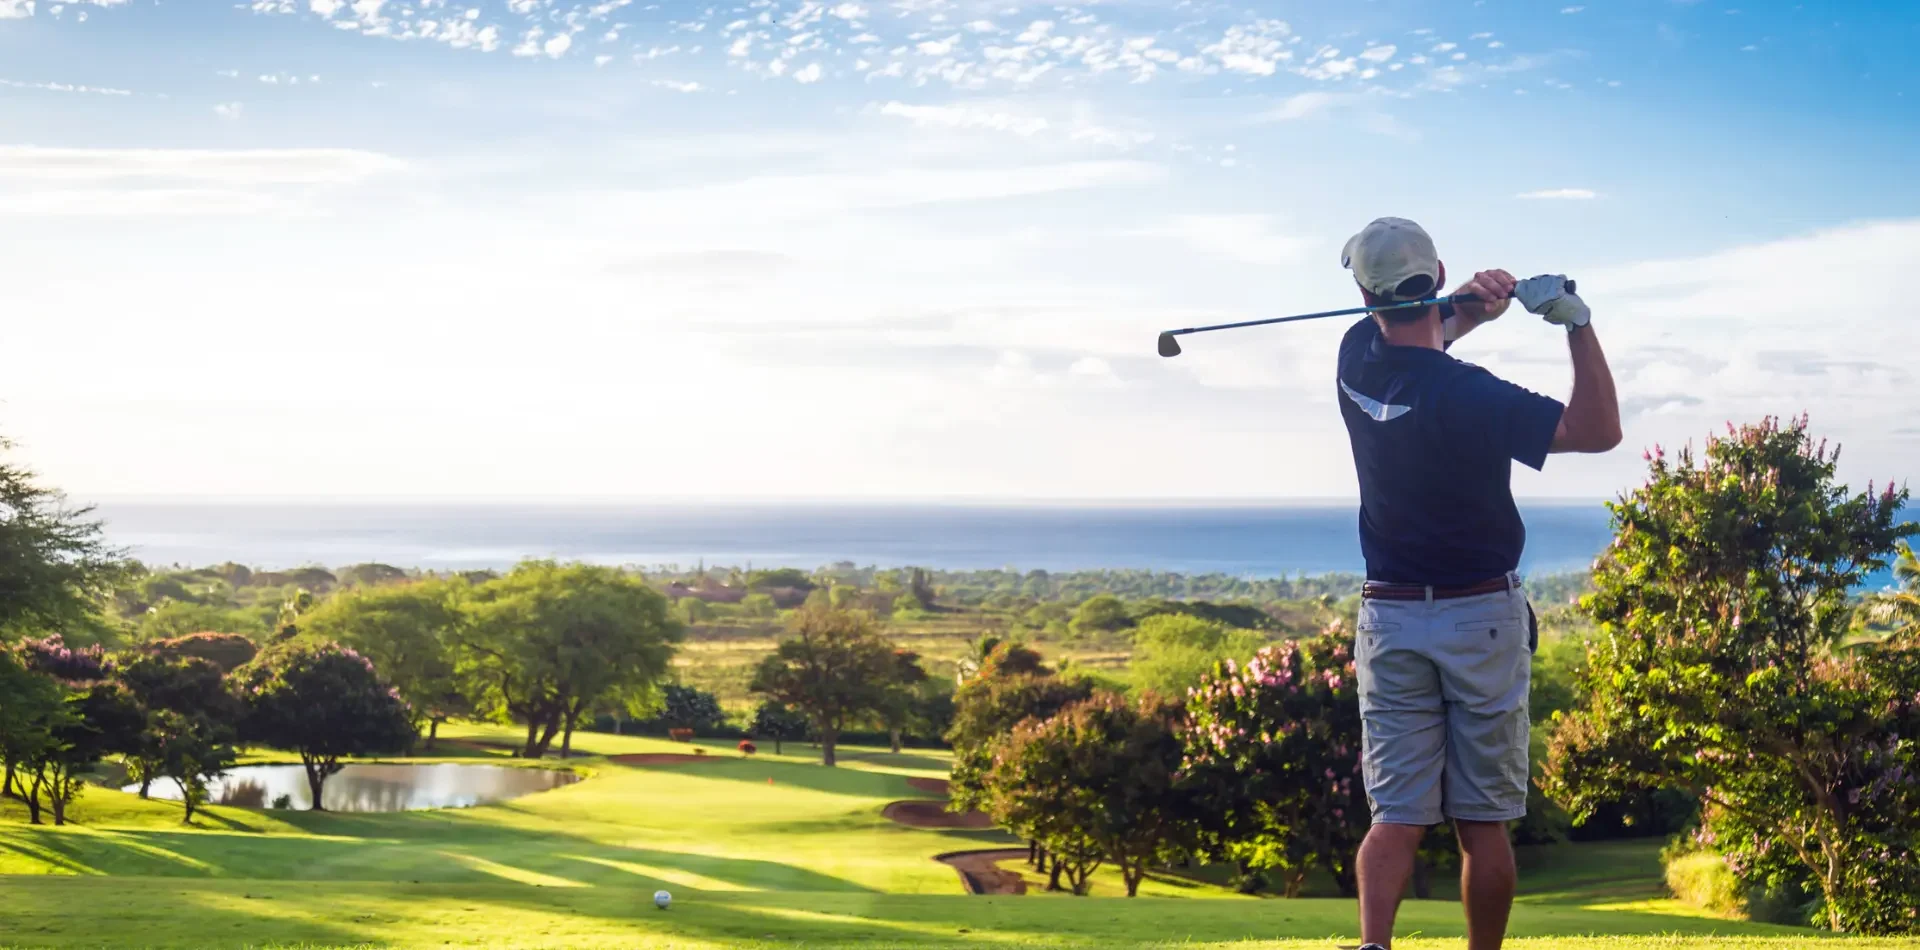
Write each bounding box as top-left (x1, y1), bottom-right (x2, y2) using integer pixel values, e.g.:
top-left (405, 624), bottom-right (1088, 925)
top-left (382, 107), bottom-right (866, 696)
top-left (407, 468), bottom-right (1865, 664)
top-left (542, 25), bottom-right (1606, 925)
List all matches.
top-left (1865, 541), bottom-right (1920, 647)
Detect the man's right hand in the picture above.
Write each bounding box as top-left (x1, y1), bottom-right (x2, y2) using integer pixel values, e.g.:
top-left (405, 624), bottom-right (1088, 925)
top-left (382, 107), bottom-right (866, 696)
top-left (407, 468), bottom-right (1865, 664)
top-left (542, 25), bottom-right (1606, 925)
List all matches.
top-left (1513, 275), bottom-right (1590, 329)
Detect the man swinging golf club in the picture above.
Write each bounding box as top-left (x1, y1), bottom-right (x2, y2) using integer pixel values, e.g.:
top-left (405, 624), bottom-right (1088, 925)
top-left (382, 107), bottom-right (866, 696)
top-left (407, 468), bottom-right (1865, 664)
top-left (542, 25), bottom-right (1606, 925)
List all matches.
top-left (1336, 217), bottom-right (1620, 950)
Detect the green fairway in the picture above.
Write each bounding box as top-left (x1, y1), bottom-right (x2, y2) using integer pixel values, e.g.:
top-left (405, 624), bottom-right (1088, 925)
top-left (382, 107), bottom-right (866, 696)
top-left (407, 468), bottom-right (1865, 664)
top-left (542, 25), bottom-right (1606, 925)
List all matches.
top-left (0, 722), bottom-right (1885, 948)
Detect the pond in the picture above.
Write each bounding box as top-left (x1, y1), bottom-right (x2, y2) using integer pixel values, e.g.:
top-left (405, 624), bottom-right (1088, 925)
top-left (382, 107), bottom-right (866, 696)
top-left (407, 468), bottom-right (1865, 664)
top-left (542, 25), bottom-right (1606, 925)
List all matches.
top-left (127, 763), bottom-right (581, 813)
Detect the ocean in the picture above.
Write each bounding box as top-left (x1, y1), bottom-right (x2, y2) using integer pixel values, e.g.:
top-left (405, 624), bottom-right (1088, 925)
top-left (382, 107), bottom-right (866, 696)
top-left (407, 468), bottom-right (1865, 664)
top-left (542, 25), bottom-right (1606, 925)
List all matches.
top-left (90, 501), bottom-right (1620, 578)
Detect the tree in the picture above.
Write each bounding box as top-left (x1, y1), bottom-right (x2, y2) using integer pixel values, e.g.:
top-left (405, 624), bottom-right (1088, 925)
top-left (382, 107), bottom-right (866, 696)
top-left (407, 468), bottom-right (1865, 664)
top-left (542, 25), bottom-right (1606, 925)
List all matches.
top-left (33, 681), bottom-right (146, 825)
top-left (982, 692), bottom-right (1196, 896)
top-left (873, 649), bottom-right (930, 753)
top-left (0, 438), bottom-right (126, 642)
top-left (300, 579), bottom-right (467, 750)
top-left (742, 593), bottom-right (778, 619)
top-left (147, 709), bottom-right (238, 823)
top-left (1069, 594), bottom-right (1132, 638)
top-left (117, 654), bottom-right (239, 798)
top-left (654, 684), bottom-right (728, 735)
top-left (143, 632), bottom-right (258, 673)
top-left (974, 640), bottom-right (1049, 680)
top-left (336, 563), bottom-right (410, 587)
top-left (746, 568), bottom-right (815, 592)
top-left (0, 648), bottom-right (64, 815)
top-left (1865, 541), bottom-right (1920, 646)
top-left (458, 562), bottom-right (682, 759)
top-left (1129, 614), bottom-right (1269, 699)
top-left (748, 605), bottom-right (903, 766)
top-left (1183, 629), bottom-right (1368, 897)
top-left (908, 568), bottom-right (936, 610)
top-left (946, 669), bottom-right (1094, 814)
top-left (137, 601), bottom-right (270, 642)
top-left (748, 700), bottom-right (807, 754)
top-left (1544, 417), bottom-right (1920, 934)
top-left (238, 641), bottom-right (416, 810)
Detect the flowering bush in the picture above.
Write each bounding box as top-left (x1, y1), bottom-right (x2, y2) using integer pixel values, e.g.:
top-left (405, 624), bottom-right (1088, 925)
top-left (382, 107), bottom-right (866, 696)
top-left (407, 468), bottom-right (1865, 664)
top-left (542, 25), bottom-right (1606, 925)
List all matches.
top-left (16, 634), bottom-right (112, 684)
top-left (1545, 416), bottom-right (1920, 933)
top-left (737, 740), bottom-right (757, 755)
top-left (1182, 625), bottom-right (1366, 897)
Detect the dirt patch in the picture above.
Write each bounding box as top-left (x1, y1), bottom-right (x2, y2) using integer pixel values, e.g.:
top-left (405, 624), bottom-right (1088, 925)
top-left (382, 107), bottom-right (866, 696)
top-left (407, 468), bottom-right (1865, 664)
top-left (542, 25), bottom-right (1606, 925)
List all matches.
top-left (609, 753), bottom-right (720, 766)
top-left (937, 849), bottom-right (1030, 895)
top-left (905, 777), bottom-right (950, 795)
top-left (882, 799), bottom-right (994, 830)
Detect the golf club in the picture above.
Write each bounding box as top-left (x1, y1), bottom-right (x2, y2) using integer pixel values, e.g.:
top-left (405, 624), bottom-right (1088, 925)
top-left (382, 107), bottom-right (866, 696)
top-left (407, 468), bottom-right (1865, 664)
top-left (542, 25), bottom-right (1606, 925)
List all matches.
top-left (1155, 280), bottom-right (1576, 357)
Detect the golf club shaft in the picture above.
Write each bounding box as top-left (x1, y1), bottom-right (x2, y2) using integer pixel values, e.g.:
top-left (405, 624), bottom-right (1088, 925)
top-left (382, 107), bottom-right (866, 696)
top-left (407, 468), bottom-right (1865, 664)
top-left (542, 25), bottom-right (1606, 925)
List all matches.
top-left (1161, 293), bottom-right (1479, 339)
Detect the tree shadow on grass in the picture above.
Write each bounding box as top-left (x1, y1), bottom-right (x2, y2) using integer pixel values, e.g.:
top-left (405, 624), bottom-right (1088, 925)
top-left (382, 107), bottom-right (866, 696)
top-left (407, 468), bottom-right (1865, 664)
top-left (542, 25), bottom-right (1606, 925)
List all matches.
top-left (609, 757), bottom-right (927, 802)
top-left (0, 815), bottom-right (879, 894)
top-left (831, 751), bottom-right (951, 773)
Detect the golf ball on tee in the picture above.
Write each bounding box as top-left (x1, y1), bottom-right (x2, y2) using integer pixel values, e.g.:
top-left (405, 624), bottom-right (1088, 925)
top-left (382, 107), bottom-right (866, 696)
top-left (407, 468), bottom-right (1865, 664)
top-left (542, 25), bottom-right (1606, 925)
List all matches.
top-left (654, 890), bottom-right (672, 910)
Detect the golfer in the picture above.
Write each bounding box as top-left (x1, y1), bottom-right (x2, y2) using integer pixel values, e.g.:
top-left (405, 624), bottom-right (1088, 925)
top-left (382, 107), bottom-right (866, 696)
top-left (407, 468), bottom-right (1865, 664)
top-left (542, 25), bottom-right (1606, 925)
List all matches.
top-left (1334, 218), bottom-right (1620, 950)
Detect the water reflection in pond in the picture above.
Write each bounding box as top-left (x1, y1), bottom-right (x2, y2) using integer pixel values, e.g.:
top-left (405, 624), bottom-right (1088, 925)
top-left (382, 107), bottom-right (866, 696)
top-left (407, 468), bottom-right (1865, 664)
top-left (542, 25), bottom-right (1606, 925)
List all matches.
top-left (128, 763), bottom-right (580, 812)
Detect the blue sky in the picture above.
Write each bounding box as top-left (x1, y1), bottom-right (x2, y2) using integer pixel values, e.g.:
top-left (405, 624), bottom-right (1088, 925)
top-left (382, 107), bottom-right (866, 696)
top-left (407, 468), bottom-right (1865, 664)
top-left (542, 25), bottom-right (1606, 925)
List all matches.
top-left (3, 0), bottom-right (1917, 500)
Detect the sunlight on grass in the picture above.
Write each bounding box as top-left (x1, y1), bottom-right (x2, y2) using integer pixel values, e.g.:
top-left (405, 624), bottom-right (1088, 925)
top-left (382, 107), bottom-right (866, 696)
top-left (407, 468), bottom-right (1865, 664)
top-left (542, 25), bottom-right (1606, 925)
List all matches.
top-left (437, 851), bottom-right (586, 888)
top-left (563, 854), bottom-right (757, 892)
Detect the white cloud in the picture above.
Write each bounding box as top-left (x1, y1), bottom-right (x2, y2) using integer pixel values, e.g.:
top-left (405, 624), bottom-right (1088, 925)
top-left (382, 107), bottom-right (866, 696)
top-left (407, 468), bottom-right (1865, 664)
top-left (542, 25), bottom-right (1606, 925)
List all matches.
top-left (0, 146), bottom-right (407, 184)
top-left (1135, 214), bottom-right (1312, 265)
top-left (0, 189), bottom-right (303, 216)
top-left (793, 62), bottom-right (823, 83)
top-left (878, 101), bottom-right (1048, 136)
top-left (544, 32), bottom-right (573, 58)
top-left (1516, 188), bottom-right (1598, 200)
top-left (1359, 45), bottom-right (1396, 63)
top-left (309, 0), bottom-right (341, 14)
top-left (652, 79), bottom-right (702, 93)
top-left (1254, 91), bottom-right (1341, 121)
top-left (214, 102), bottom-right (244, 119)
top-left (608, 161), bottom-right (1166, 219)
top-left (1560, 4), bottom-right (1584, 11)
top-left (0, 0), bottom-right (33, 17)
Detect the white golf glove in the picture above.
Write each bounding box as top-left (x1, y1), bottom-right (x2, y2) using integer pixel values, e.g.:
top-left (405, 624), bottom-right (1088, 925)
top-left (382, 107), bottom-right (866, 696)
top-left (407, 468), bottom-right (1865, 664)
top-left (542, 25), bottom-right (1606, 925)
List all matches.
top-left (1513, 275), bottom-right (1590, 329)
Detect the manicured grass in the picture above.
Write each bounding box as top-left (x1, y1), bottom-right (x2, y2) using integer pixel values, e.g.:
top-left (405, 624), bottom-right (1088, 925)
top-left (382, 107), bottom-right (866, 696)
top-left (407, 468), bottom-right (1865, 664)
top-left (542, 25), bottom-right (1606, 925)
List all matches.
top-left (0, 721), bottom-right (1880, 948)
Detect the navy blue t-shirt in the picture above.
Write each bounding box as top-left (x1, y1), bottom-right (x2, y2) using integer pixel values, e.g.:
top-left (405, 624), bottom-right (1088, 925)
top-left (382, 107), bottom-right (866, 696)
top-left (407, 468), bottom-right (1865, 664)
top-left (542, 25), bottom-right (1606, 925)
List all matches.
top-left (1336, 318), bottom-right (1565, 586)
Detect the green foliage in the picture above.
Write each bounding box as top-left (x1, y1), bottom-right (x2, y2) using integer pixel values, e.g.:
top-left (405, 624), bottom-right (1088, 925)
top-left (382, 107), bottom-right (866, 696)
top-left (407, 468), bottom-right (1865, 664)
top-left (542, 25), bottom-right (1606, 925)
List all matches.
top-left (117, 654), bottom-right (240, 802)
top-left (1069, 594), bottom-right (1132, 638)
top-left (1128, 615), bottom-right (1268, 699)
top-left (136, 600), bottom-right (271, 642)
top-left (1663, 849), bottom-right (1746, 917)
top-left (1130, 598), bottom-right (1276, 631)
top-left (748, 605), bottom-right (907, 766)
top-left (741, 593), bottom-right (778, 619)
top-left (1545, 416), bottom-right (1920, 934)
top-left (336, 563), bottom-right (411, 588)
top-left (974, 640), bottom-right (1050, 680)
top-left (299, 579), bottom-right (466, 740)
top-left (1183, 627), bottom-right (1365, 898)
top-left (458, 561), bottom-right (682, 759)
top-left (0, 647), bottom-right (70, 824)
top-left (237, 641), bottom-right (416, 810)
top-left (746, 568), bottom-right (816, 593)
top-left (145, 708), bottom-right (239, 823)
top-left (680, 597), bottom-right (716, 623)
top-left (142, 632), bottom-right (258, 673)
top-left (652, 684), bottom-right (728, 734)
top-left (946, 666), bottom-right (1094, 813)
top-left (747, 700), bottom-right (808, 754)
top-left (981, 692), bottom-right (1196, 896)
top-left (0, 439), bottom-right (126, 643)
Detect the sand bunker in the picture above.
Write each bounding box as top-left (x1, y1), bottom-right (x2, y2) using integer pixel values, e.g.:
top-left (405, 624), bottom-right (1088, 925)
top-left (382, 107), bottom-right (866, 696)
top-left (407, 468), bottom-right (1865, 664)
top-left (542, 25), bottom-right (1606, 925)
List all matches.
top-left (937, 849), bottom-right (1030, 895)
top-left (608, 753), bottom-right (719, 766)
top-left (882, 799), bottom-right (995, 830)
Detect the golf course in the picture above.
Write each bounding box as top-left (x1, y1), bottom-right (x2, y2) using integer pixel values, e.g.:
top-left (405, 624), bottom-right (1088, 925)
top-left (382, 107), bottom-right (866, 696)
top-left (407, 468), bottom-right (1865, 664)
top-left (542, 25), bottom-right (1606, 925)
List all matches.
top-left (0, 722), bottom-right (1894, 949)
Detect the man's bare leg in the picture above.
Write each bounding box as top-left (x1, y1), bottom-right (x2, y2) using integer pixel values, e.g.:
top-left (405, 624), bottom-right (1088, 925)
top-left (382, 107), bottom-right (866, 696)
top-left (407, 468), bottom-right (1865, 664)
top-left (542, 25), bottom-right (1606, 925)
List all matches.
top-left (1455, 819), bottom-right (1517, 950)
top-left (1356, 822), bottom-right (1425, 946)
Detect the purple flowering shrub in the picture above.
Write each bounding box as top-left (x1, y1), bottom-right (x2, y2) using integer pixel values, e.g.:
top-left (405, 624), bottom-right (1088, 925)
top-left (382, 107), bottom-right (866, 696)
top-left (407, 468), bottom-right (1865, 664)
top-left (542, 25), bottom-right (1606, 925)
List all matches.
top-left (238, 641), bottom-right (415, 811)
top-left (16, 634), bottom-right (112, 683)
top-left (1182, 623), bottom-right (1367, 897)
top-left (1544, 416), bottom-right (1920, 933)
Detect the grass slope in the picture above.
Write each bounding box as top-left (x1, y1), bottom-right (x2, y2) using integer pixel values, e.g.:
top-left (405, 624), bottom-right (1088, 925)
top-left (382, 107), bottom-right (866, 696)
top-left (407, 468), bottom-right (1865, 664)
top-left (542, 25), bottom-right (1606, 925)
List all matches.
top-left (0, 723), bottom-right (1881, 949)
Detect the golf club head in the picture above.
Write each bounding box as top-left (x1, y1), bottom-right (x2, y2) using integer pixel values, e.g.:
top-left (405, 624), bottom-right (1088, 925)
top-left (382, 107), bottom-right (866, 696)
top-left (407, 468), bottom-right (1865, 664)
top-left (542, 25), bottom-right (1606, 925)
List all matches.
top-left (1156, 333), bottom-right (1182, 357)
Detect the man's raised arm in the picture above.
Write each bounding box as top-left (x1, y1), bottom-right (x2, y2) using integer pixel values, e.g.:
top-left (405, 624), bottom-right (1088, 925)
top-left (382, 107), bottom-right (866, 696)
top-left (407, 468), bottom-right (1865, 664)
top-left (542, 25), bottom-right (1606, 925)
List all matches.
top-left (1511, 275), bottom-right (1622, 454)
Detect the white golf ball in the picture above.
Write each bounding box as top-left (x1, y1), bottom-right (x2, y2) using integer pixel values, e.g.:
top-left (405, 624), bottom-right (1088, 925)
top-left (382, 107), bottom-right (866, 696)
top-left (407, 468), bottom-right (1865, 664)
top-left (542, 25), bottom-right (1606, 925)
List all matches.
top-left (653, 890), bottom-right (672, 910)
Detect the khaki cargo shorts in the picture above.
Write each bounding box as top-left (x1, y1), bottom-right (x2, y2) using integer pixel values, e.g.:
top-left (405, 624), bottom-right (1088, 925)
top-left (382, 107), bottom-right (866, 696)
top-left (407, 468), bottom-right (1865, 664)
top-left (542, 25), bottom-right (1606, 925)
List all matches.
top-left (1355, 577), bottom-right (1533, 825)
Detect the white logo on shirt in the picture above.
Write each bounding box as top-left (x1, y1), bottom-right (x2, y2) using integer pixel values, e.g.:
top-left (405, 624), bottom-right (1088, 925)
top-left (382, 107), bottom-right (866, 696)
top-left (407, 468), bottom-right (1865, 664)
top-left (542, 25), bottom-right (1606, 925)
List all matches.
top-left (1340, 380), bottom-right (1411, 422)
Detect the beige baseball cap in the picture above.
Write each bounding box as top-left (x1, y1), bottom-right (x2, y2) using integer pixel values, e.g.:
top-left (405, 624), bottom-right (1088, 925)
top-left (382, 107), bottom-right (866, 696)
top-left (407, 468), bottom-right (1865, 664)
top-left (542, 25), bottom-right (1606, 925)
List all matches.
top-left (1341, 217), bottom-right (1440, 301)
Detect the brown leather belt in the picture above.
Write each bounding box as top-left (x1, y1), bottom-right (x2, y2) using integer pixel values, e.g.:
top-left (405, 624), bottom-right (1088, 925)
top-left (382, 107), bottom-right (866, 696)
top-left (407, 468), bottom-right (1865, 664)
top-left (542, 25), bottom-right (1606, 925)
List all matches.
top-left (1361, 574), bottom-right (1516, 602)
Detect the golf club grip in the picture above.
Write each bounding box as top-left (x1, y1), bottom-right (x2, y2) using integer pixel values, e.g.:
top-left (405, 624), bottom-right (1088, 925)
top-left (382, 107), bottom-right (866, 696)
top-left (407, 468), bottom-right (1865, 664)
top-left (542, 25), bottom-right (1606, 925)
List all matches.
top-left (1459, 279), bottom-right (1576, 303)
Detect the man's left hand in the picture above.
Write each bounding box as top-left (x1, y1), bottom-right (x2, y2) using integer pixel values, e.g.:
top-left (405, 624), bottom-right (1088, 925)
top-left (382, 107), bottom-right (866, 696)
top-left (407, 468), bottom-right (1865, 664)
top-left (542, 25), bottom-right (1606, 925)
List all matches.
top-left (1453, 269), bottom-right (1517, 323)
